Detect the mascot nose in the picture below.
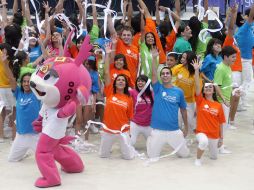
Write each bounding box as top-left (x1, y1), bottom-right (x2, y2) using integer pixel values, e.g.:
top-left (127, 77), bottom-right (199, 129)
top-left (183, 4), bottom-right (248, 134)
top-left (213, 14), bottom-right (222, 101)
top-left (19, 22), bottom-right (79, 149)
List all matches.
top-left (30, 81), bottom-right (36, 88)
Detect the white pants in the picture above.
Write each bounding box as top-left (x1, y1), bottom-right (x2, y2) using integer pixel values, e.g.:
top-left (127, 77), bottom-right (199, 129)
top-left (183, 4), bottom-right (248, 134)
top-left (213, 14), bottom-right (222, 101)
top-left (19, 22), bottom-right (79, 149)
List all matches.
top-left (222, 103), bottom-right (230, 138)
top-left (99, 131), bottom-right (135, 160)
top-left (147, 129), bottom-right (190, 158)
top-left (8, 133), bottom-right (39, 162)
top-left (0, 88), bottom-right (15, 112)
top-left (196, 133), bottom-right (219, 160)
top-left (178, 102), bottom-right (196, 131)
top-left (241, 58), bottom-right (253, 105)
top-left (130, 121), bottom-right (152, 145)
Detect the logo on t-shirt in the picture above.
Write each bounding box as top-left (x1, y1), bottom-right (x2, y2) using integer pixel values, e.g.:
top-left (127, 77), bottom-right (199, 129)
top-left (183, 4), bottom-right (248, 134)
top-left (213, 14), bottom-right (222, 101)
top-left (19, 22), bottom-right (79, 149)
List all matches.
top-left (202, 104), bottom-right (219, 116)
top-left (20, 98), bottom-right (32, 106)
top-left (161, 91), bottom-right (177, 103)
top-left (110, 96), bottom-right (128, 108)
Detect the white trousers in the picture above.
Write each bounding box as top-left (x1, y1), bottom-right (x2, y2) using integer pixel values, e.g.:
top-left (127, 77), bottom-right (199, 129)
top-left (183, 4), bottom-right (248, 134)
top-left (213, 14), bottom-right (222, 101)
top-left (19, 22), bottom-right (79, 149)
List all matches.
top-left (8, 133), bottom-right (39, 162)
top-left (99, 131), bottom-right (135, 160)
top-left (222, 103), bottom-right (230, 138)
top-left (147, 129), bottom-right (190, 158)
top-left (196, 133), bottom-right (219, 160)
top-left (241, 58), bottom-right (253, 105)
top-left (178, 102), bottom-right (196, 131)
top-left (130, 121), bottom-right (152, 145)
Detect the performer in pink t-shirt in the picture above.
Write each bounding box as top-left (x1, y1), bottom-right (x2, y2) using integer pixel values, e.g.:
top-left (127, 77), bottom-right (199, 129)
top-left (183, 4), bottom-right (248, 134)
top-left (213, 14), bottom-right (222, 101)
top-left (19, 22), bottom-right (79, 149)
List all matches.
top-left (129, 75), bottom-right (153, 146)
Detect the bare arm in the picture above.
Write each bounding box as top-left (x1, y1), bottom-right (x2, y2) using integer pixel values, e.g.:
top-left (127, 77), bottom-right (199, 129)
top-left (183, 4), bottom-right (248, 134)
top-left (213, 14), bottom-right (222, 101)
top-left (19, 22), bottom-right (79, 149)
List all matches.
top-left (155, 0), bottom-right (160, 25)
top-left (126, 0), bottom-right (133, 26)
top-left (203, 0), bottom-right (208, 24)
top-left (107, 14), bottom-right (117, 36)
top-left (138, 6), bottom-right (145, 43)
top-left (23, 0), bottom-right (33, 26)
top-left (137, 0), bottom-right (151, 18)
top-left (191, 59), bottom-right (202, 96)
top-left (248, 5), bottom-right (254, 23)
top-left (12, 0), bottom-right (18, 14)
top-left (109, 33), bottom-right (117, 64)
top-left (151, 46), bottom-right (159, 84)
top-left (104, 43), bottom-right (112, 86)
top-left (180, 108), bottom-right (188, 137)
top-left (227, 5), bottom-right (238, 37)
top-left (121, 0), bottom-right (128, 25)
top-left (91, 0), bottom-right (98, 26)
top-left (42, 2), bottom-right (51, 47)
top-left (55, 0), bottom-right (64, 14)
top-left (1, 0), bottom-right (8, 28)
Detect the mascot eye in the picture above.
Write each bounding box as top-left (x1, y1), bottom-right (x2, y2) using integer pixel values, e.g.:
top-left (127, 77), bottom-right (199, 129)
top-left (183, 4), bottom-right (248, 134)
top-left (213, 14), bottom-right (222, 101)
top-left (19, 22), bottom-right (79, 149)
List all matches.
top-left (44, 74), bottom-right (50, 80)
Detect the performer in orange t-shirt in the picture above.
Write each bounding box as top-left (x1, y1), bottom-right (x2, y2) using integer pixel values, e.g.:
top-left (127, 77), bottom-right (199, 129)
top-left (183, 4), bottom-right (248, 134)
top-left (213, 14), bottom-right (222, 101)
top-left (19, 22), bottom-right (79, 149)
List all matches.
top-left (192, 59), bottom-right (225, 166)
top-left (99, 43), bottom-right (135, 160)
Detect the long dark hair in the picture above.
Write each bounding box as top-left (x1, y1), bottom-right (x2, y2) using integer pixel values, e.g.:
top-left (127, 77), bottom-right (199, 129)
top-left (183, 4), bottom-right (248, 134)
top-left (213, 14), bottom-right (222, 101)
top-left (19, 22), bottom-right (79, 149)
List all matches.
top-left (188, 16), bottom-right (202, 52)
top-left (135, 75), bottom-right (154, 106)
top-left (12, 51), bottom-right (28, 81)
top-left (114, 54), bottom-right (129, 70)
top-left (113, 74), bottom-right (130, 96)
top-left (20, 73), bottom-right (32, 92)
top-left (145, 32), bottom-right (157, 49)
top-left (205, 38), bottom-right (222, 57)
top-left (185, 51), bottom-right (196, 76)
top-left (4, 24), bottom-right (22, 48)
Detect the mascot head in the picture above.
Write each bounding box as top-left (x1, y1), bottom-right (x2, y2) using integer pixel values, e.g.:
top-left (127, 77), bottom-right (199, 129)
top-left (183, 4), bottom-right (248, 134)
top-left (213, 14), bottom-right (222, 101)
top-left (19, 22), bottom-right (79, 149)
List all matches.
top-left (30, 31), bottom-right (92, 108)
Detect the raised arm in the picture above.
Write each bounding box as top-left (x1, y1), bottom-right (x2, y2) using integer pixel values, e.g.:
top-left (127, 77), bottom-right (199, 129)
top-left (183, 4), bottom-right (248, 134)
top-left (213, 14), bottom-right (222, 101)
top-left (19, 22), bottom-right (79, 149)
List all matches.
top-left (191, 59), bottom-right (202, 96)
top-left (55, 0), bottom-right (64, 14)
top-left (248, 4), bottom-right (254, 23)
top-left (107, 14), bottom-right (117, 37)
top-left (1, 0), bottom-right (8, 28)
top-left (23, 0), bottom-right (33, 26)
top-left (13, 0), bottom-right (18, 14)
top-left (126, 0), bottom-right (133, 26)
top-left (137, 5), bottom-right (145, 43)
top-left (104, 43), bottom-right (112, 86)
top-left (137, 0), bottom-right (151, 18)
top-left (91, 0), bottom-right (98, 26)
top-left (42, 2), bottom-right (51, 47)
top-left (203, 0), bottom-right (208, 24)
top-left (151, 46), bottom-right (159, 84)
top-left (155, 0), bottom-right (160, 25)
top-left (227, 4), bottom-right (238, 37)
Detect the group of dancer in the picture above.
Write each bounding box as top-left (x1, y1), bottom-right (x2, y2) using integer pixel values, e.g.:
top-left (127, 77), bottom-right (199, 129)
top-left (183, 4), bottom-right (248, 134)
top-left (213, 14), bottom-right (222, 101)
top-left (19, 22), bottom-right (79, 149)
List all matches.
top-left (0, 0), bottom-right (254, 173)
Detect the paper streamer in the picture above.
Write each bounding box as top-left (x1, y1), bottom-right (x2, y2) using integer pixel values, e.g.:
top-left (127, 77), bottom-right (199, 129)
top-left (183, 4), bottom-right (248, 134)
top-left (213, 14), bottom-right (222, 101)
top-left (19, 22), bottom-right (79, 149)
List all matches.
top-left (166, 8), bottom-right (177, 33)
top-left (195, 0), bottom-right (205, 21)
top-left (29, 0), bottom-right (41, 32)
top-left (198, 9), bottom-right (223, 43)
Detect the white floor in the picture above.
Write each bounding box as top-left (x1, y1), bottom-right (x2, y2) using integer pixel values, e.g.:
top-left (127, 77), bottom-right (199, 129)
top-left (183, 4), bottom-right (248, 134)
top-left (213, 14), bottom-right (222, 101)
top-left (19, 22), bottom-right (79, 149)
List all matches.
top-left (0, 84), bottom-right (254, 190)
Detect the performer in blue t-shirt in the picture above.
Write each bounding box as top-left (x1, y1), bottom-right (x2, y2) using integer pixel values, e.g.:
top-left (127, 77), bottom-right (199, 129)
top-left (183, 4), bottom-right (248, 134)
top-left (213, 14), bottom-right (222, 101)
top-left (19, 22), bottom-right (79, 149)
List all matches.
top-left (147, 47), bottom-right (190, 159)
top-left (3, 58), bottom-right (41, 161)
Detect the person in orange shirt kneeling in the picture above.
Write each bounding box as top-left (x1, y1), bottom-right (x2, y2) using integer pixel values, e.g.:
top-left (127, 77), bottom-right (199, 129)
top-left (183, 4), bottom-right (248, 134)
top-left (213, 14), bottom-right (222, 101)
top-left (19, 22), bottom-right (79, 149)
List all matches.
top-left (99, 43), bottom-right (135, 160)
top-left (192, 59), bottom-right (226, 166)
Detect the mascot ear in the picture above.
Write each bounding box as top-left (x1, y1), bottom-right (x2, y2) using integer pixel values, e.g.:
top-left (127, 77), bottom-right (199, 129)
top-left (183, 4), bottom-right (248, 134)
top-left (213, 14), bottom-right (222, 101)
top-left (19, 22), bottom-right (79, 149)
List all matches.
top-left (63, 29), bottom-right (75, 57)
top-left (74, 35), bottom-right (93, 66)
top-left (77, 85), bottom-right (90, 106)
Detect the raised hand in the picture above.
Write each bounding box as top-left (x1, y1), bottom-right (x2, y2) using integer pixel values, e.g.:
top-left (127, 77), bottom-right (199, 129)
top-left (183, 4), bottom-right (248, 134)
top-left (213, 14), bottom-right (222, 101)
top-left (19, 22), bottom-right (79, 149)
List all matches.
top-left (191, 59), bottom-right (201, 70)
top-left (104, 42), bottom-right (113, 54)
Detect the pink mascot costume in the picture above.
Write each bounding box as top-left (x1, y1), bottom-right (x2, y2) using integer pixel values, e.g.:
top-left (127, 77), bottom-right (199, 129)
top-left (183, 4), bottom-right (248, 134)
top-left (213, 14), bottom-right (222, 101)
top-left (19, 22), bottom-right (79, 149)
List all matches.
top-left (30, 32), bottom-right (92, 188)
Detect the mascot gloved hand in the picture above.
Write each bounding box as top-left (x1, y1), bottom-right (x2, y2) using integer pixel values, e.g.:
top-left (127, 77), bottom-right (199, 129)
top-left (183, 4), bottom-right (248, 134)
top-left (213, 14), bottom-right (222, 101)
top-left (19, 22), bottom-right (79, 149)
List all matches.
top-left (30, 31), bottom-right (92, 188)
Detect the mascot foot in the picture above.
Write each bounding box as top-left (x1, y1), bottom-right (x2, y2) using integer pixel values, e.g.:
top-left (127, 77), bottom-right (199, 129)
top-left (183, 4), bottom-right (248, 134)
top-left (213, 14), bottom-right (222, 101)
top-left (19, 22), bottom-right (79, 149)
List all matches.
top-left (35, 177), bottom-right (61, 188)
top-left (61, 166), bottom-right (84, 173)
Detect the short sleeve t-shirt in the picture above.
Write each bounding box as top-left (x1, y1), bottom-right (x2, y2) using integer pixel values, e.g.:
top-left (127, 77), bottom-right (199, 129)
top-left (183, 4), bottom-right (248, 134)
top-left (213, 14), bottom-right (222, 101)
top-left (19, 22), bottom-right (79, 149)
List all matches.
top-left (129, 89), bottom-right (153, 126)
top-left (201, 54), bottom-right (223, 81)
top-left (0, 50), bottom-right (11, 88)
top-left (151, 82), bottom-right (187, 131)
top-left (171, 64), bottom-right (197, 103)
top-left (89, 24), bottom-right (100, 44)
top-left (29, 46), bottom-right (42, 63)
top-left (223, 35), bottom-right (242, 72)
top-left (214, 63), bottom-right (232, 102)
top-left (195, 94), bottom-right (225, 139)
top-left (116, 38), bottom-right (139, 83)
top-left (173, 37), bottom-right (192, 53)
top-left (234, 22), bottom-right (254, 59)
top-left (14, 87), bottom-right (41, 134)
top-left (103, 85), bottom-right (133, 133)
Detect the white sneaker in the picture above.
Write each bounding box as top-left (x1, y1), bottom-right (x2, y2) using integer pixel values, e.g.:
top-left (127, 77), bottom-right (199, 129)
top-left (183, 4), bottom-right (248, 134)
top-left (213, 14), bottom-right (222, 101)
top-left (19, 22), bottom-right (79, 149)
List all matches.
top-left (195, 159), bottom-right (202, 166)
top-left (219, 146), bottom-right (232, 154)
top-left (84, 140), bottom-right (96, 147)
top-left (228, 124), bottom-right (237, 130)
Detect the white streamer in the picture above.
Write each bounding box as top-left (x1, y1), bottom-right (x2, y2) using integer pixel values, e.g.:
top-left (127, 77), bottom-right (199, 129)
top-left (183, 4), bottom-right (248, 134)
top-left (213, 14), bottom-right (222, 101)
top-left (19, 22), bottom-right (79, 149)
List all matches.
top-left (166, 8), bottom-right (177, 33)
top-left (198, 10), bottom-right (223, 43)
top-left (29, 0), bottom-right (41, 32)
top-left (195, 0), bottom-right (205, 21)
